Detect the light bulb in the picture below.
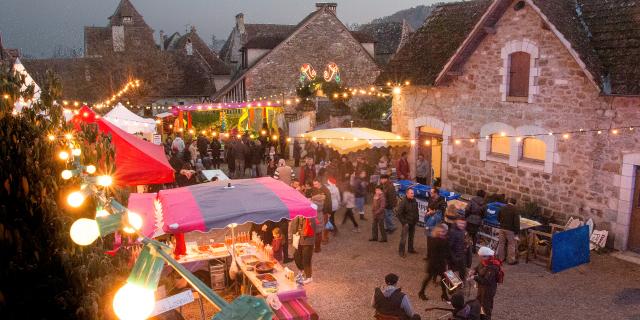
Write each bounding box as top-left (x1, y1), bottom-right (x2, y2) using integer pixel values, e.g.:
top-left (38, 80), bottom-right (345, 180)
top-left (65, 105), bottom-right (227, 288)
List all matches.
top-left (272, 135), bottom-right (278, 141)
top-left (96, 209), bottom-right (110, 217)
top-left (61, 170), bottom-right (73, 180)
top-left (286, 137), bottom-right (292, 142)
top-left (47, 134), bottom-right (55, 141)
top-left (67, 191), bottom-right (85, 207)
top-left (85, 165), bottom-right (96, 174)
top-left (113, 283), bottom-right (155, 320)
top-left (123, 211), bottom-right (143, 233)
top-left (392, 87), bottom-right (401, 95)
top-left (72, 148), bottom-right (81, 156)
top-left (59, 151), bottom-right (70, 160)
top-left (97, 175), bottom-right (113, 187)
top-left (70, 218), bottom-right (99, 245)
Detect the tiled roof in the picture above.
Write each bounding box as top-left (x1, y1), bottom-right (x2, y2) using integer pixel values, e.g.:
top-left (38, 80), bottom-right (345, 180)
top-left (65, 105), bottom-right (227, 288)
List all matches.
top-left (350, 31), bottom-right (376, 44)
top-left (379, 0), bottom-right (640, 95)
top-left (359, 22), bottom-right (404, 55)
top-left (109, 0), bottom-right (149, 29)
top-left (167, 30), bottom-right (231, 75)
top-left (377, 0), bottom-right (491, 85)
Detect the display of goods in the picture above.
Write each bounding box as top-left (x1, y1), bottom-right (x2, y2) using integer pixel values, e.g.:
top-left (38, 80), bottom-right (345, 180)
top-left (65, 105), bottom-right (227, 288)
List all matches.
top-left (241, 255), bottom-right (260, 266)
top-left (255, 261), bottom-right (275, 274)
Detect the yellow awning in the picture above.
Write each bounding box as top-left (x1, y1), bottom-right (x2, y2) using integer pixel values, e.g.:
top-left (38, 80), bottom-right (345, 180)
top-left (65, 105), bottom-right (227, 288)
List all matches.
top-left (300, 127), bottom-right (410, 155)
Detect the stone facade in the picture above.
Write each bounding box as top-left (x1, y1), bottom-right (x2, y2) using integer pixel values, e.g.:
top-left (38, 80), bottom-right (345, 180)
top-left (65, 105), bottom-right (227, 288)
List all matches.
top-left (392, 4), bottom-right (640, 249)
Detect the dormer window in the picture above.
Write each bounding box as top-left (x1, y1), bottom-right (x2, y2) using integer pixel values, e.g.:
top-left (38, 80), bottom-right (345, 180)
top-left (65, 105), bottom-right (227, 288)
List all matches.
top-left (122, 16), bottom-right (132, 24)
top-left (500, 39), bottom-right (539, 103)
top-left (508, 52), bottom-right (530, 98)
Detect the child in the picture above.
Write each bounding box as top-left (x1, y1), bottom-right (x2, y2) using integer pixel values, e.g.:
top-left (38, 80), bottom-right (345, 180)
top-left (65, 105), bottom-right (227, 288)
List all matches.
top-left (341, 184), bottom-right (360, 232)
top-left (271, 227), bottom-right (284, 262)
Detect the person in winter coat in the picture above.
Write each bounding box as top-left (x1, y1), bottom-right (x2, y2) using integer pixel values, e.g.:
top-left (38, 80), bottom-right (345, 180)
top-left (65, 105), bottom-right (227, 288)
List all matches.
top-left (497, 198), bottom-right (520, 264)
top-left (424, 203), bottom-right (444, 257)
top-left (465, 190), bottom-right (486, 253)
top-left (299, 157), bottom-right (316, 186)
top-left (373, 273), bottom-right (418, 320)
top-left (397, 188), bottom-right (419, 257)
top-left (293, 140), bottom-right (302, 167)
top-left (341, 183), bottom-right (360, 232)
top-left (209, 138), bottom-right (222, 169)
top-left (418, 225), bottom-right (450, 302)
top-left (290, 216), bottom-right (317, 284)
top-left (232, 139), bottom-right (248, 178)
top-left (397, 152), bottom-right (410, 180)
top-left (196, 135), bottom-right (209, 160)
top-left (326, 178), bottom-right (341, 234)
top-left (352, 170), bottom-right (368, 220)
top-left (309, 189), bottom-right (325, 253)
top-left (415, 153), bottom-right (429, 185)
top-left (448, 216), bottom-right (469, 280)
top-left (274, 158), bottom-right (294, 184)
top-left (338, 155), bottom-right (354, 183)
top-left (369, 185), bottom-right (387, 242)
top-left (470, 247), bottom-right (501, 320)
top-left (313, 179), bottom-right (333, 244)
top-left (379, 174), bottom-right (398, 233)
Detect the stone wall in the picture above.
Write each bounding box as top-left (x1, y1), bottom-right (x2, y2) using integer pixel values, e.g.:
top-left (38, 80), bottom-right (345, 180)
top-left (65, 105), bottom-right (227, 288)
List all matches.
top-left (244, 10), bottom-right (380, 100)
top-left (392, 3), bottom-right (640, 249)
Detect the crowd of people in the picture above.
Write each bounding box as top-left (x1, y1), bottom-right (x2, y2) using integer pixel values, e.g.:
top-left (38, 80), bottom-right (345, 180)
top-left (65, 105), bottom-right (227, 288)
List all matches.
top-left (159, 133), bottom-right (516, 320)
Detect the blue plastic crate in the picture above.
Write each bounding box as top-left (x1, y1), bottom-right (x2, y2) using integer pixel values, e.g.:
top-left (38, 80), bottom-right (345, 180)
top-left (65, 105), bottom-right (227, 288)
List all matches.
top-left (395, 180), bottom-right (415, 193)
top-left (484, 202), bottom-right (505, 226)
top-left (439, 188), bottom-right (461, 201)
top-left (413, 184), bottom-right (431, 199)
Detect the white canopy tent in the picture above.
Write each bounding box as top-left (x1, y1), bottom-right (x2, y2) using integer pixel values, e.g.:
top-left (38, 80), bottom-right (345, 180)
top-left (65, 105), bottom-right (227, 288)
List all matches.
top-left (104, 103), bottom-right (157, 134)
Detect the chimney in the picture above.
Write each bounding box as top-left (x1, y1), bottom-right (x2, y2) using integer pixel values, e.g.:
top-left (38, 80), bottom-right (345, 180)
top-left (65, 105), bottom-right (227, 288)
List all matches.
top-left (235, 13), bottom-right (246, 35)
top-left (316, 3), bottom-right (337, 13)
top-left (159, 30), bottom-right (165, 50)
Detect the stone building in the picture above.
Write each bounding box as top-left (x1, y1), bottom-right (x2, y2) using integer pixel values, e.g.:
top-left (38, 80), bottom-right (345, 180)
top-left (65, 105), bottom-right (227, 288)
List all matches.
top-left (21, 0), bottom-right (230, 107)
top-left (378, 0), bottom-right (640, 251)
top-left (214, 3), bottom-right (381, 104)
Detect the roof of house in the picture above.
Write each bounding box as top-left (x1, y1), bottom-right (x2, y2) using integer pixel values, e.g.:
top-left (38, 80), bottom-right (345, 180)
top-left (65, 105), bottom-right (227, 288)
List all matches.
top-left (358, 21), bottom-right (404, 55)
top-left (109, 0), bottom-right (149, 29)
top-left (378, 0), bottom-right (640, 95)
top-left (165, 29), bottom-right (231, 75)
top-left (377, 0), bottom-right (491, 86)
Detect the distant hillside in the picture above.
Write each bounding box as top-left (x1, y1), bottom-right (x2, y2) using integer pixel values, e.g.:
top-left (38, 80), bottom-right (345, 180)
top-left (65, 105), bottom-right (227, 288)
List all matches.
top-left (369, 4), bottom-right (440, 30)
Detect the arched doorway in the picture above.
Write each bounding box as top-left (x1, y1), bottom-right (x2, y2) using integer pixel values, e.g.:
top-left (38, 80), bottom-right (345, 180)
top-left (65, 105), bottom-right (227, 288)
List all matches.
top-left (409, 116), bottom-right (451, 185)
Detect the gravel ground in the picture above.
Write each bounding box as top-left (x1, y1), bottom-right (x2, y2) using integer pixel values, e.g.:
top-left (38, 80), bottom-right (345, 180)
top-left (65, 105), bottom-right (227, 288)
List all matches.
top-left (289, 207), bottom-right (640, 320)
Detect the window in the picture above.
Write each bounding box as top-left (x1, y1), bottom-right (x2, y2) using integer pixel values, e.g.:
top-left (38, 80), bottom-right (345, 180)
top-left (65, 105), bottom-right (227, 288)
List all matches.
top-left (123, 16), bottom-right (132, 24)
top-left (508, 52), bottom-right (530, 97)
top-left (490, 134), bottom-right (510, 156)
top-left (522, 138), bottom-right (546, 161)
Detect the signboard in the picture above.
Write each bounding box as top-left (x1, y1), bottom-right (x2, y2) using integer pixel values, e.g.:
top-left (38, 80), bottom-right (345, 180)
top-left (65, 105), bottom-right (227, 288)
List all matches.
top-left (153, 134), bottom-right (162, 145)
top-left (150, 290), bottom-right (194, 317)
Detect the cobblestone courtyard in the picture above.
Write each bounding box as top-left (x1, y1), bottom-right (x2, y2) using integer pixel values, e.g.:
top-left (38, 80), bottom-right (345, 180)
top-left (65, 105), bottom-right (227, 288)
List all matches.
top-left (292, 208), bottom-right (640, 320)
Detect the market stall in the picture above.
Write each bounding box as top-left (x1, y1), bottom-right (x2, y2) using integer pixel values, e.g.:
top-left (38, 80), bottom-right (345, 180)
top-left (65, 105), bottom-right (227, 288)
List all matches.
top-left (127, 177), bottom-right (319, 318)
top-left (299, 127), bottom-right (411, 155)
top-left (103, 103), bottom-right (156, 136)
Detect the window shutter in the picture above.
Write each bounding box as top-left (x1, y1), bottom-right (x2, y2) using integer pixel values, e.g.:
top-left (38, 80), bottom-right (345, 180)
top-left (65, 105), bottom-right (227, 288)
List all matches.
top-left (508, 52), bottom-right (530, 97)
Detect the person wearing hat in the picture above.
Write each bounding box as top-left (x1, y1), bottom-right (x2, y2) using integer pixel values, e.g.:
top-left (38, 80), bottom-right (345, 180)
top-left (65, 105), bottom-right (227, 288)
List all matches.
top-left (471, 247), bottom-right (502, 320)
top-left (372, 273), bottom-right (419, 320)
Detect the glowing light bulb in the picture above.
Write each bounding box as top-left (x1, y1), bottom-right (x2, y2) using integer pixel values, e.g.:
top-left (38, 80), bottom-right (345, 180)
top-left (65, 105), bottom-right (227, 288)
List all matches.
top-left (72, 148), bottom-right (81, 156)
top-left (424, 140), bottom-right (431, 146)
top-left (123, 211), bottom-right (143, 234)
top-left (113, 283), bottom-right (155, 320)
top-left (59, 151), bottom-right (70, 160)
top-left (61, 170), bottom-right (73, 180)
top-left (470, 139), bottom-right (476, 143)
top-left (392, 87), bottom-right (401, 95)
top-left (261, 130), bottom-right (267, 135)
top-left (70, 218), bottom-right (100, 245)
top-left (286, 137), bottom-right (292, 142)
top-left (500, 132), bottom-right (506, 137)
top-left (65, 133), bottom-right (73, 140)
top-left (454, 140), bottom-right (461, 145)
top-left (47, 134), bottom-right (55, 141)
top-left (272, 135), bottom-right (278, 141)
top-left (515, 137), bottom-right (522, 142)
top-left (96, 209), bottom-right (110, 217)
top-left (563, 133), bottom-right (570, 139)
top-left (97, 175), bottom-right (113, 187)
top-left (85, 165), bottom-right (96, 174)
top-left (67, 191), bottom-right (85, 208)
top-left (612, 129), bottom-right (619, 135)
top-left (410, 140), bottom-right (416, 146)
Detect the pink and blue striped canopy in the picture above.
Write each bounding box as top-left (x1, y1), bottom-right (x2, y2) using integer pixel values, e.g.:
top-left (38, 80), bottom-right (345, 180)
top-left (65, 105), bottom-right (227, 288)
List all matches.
top-left (156, 177), bottom-right (317, 233)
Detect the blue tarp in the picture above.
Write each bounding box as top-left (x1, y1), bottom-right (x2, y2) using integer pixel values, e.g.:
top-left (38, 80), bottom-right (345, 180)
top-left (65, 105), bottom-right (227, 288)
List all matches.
top-left (551, 225), bottom-right (590, 273)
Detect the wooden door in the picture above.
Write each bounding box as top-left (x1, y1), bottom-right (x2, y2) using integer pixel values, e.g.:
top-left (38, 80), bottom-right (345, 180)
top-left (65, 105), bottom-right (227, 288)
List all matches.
top-left (508, 52), bottom-right (530, 97)
top-left (629, 167), bottom-right (640, 253)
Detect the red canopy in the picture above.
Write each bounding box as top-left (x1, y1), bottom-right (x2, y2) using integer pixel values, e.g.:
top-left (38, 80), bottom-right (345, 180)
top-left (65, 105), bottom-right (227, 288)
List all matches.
top-left (71, 106), bottom-right (174, 186)
top-left (97, 119), bottom-right (174, 186)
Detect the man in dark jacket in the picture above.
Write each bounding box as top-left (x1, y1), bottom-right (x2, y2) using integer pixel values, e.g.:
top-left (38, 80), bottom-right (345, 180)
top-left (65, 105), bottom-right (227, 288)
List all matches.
top-left (293, 140), bottom-right (302, 167)
top-left (372, 273), bottom-right (418, 320)
top-left (448, 216), bottom-right (469, 280)
top-left (397, 188), bottom-right (419, 257)
top-left (209, 138), bottom-right (221, 169)
top-left (497, 198), bottom-right (520, 264)
top-left (196, 134), bottom-right (209, 160)
top-left (380, 174), bottom-right (398, 233)
top-left (465, 190), bottom-right (486, 253)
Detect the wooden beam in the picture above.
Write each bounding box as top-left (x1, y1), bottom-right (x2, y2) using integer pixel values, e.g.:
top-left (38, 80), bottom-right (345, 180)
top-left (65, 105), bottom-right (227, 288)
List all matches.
top-left (483, 26), bottom-right (497, 34)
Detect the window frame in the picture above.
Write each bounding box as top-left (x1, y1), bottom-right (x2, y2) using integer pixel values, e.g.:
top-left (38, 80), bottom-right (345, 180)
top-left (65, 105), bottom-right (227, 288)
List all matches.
top-left (520, 137), bottom-right (546, 163)
top-left (489, 134), bottom-right (511, 158)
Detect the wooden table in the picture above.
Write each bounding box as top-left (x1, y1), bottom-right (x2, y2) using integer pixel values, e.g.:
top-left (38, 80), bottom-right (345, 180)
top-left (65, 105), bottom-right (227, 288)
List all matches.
top-left (477, 218), bottom-right (543, 261)
top-left (232, 244), bottom-right (301, 297)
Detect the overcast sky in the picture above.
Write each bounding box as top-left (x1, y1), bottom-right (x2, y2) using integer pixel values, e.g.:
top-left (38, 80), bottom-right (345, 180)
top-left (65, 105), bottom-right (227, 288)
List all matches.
top-left (0, 0), bottom-right (443, 58)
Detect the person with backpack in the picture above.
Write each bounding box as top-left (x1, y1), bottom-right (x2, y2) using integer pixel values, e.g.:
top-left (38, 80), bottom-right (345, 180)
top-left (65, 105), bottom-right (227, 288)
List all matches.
top-left (470, 247), bottom-right (503, 320)
top-left (372, 273), bottom-right (419, 320)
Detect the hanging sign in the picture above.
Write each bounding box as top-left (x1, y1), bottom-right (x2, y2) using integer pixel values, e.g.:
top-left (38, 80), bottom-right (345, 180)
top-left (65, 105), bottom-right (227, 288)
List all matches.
top-left (153, 134), bottom-right (162, 145)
